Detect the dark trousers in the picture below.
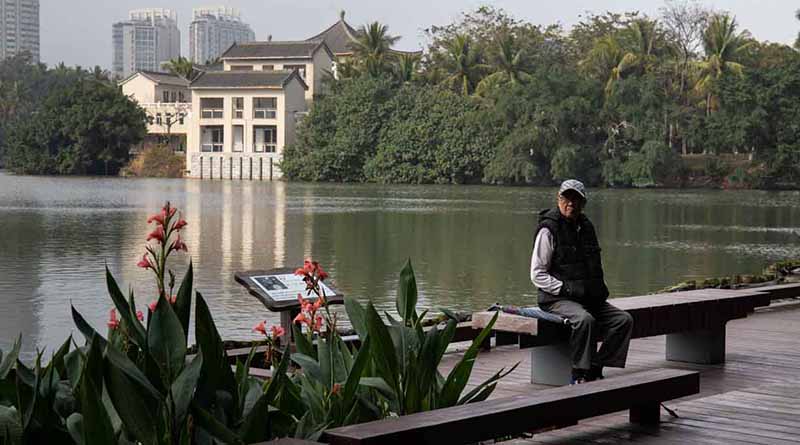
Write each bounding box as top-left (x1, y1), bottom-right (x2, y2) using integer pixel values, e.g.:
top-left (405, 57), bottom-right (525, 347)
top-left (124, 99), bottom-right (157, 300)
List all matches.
top-left (541, 300), bottom-right (633, 370)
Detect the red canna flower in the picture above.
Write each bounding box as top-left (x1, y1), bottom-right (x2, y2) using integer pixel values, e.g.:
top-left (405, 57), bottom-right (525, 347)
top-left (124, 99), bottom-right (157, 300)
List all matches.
top-left (147, 213), bottom-right (165, 226)
top-left (164, 205), bottom-right (177, 218)
top-left (172, 218), bottom-right (187, 231)
top-left (331, 383), bottom-right (341, 396)
top-left (107, 308), bottom-right (120, 329)
top-left (293, 312), bottom-right (308, 325)
top-left (253, 320), bottom-right (267, 336)
top-left (271, 325), bottom-right (285, 338)
top-left (313, 315), bottom-right (323, 332)
top-left (169, 295), bottom-right (177, 304)
top-left (294, 267), bottom-right (306, 276)
top-left (148, 301), bottom-right (157, 312)
top-left (137, 254), bottom-right (153, 269)
top-left (170, 235), bottom-right (187, 252)
top-left (146, 226), bottom-right (165, 243)
top-left (136, 310), bottom-right (144, 321)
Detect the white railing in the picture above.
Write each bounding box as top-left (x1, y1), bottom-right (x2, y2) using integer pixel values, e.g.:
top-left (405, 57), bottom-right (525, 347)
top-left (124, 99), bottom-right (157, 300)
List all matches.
top-left (201, 109), bottom-right (224, 119)
top-left (201, 143), bottom-right (223, 152)
top-left (253, 109), bottom-right (276, 119)
top-left (253, 143), bottom-right (277, 153)
top-left (140, 102), bottom-right (192, 110)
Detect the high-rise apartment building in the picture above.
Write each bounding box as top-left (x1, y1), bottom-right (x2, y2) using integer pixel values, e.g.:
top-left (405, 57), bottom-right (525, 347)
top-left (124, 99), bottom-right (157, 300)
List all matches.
top-left (0, 0), bottom-right (39, 61)
top-left (112, 8), bottom-right (180, 79)
top-left (189, 7), bottom-right (255, 65)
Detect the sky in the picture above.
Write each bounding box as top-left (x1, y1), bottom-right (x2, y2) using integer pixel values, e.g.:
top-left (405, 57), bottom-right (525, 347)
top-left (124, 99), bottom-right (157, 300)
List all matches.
top-left (41, 0), bottom-right (799, 70)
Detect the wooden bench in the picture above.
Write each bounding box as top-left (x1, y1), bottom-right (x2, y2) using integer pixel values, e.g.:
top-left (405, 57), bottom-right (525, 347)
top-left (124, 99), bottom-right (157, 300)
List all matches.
top-left (473, 288), bottom-right (770, 385)
top-left (322, 368), bottom-right (699, 445)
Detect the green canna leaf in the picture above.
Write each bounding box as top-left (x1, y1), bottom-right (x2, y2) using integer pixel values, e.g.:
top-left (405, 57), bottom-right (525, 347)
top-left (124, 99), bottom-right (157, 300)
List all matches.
top-left (292, 324), bottom-right (316, 359)
top-left (78, 336), bottom-right (117, 445)
top-left (0, 334), bottom-right (20, 379)
top-left (438, 312), bottom-right (498, 408)
top-left (104, 352), bottom-right (161, 445)
top-left (174, 261), bottom-right (193, 339)
top-left (194, 292), bottom-right (239, 415)
top-left (106, 266), bottom-right (147, 347)
top-left (343, 296), bottom-right (368, 340)
top-left (70, 305), bottom-right (107, 350)
top-left (171, 352), bottom-right (203, 425)
top-left (148, 294), bottom-right (187, 384)
top-left (396, 259), bottom-right (418, 325)
top-left (364, 302), bottom-right (399, 393)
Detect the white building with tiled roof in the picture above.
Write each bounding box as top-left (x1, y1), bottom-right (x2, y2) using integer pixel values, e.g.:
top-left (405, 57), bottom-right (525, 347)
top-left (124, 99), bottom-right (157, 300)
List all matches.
top-left (184, 70), bottom-right (308, 180)
top-left (119, 71), bottom-right (191, 152)
top-left (219, 40), bottom-right (334, 104)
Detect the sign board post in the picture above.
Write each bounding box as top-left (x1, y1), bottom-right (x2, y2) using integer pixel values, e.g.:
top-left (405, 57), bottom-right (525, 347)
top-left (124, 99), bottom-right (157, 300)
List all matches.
top-left (234, 268), bottom-right (344, 342)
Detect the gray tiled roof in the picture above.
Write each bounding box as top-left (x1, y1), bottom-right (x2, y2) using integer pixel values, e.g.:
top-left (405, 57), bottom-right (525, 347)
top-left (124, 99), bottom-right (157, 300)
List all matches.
top-left (306, 19), bottom-right (360, 55)
top-left (120, 71), bottom-right (190, 87)
top-left (190, 70), bottom-right (308, 90)
top-left (220, 41), bottom-right (326, 60)
top-left (306, 15), bottom-right (423, 57)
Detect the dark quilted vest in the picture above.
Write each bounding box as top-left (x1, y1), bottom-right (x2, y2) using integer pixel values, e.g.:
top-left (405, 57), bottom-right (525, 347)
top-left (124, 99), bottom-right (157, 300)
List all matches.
top-left (536, 208), bottom-right (609, 306)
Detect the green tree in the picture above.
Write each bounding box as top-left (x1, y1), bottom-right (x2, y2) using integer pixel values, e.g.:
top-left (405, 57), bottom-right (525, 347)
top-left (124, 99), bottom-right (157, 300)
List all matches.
top-left (4, 79), bottom-right (147, 175)
top-left (438, 33), bottom-right (489, 95)
top-left (475, 32), bottom-right (531, 96)
top-left (392, 52), bottom-right (420, 84)
top-left (352, 22), bottom-right (400, 77)
top-left (795, 9), bottom-right (800, 50)
top-left (694, 13), bottom-right (752, 116)
top-left (163, 56), bottom-right (197, 80)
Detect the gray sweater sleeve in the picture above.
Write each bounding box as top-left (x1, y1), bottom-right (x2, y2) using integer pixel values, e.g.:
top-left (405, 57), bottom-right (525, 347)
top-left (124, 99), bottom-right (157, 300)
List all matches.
top-left (530, 228), bottom-right (563, 295)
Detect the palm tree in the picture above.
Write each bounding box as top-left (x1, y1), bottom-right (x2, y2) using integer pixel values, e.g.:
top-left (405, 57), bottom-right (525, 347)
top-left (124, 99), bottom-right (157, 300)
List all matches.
top-left (694, 13), bottom-right (752, 116)
top-left (352, 22), bottom-right (400, 77)
top-left (392, 53), bottom-right (420, 83)
top-left (163, 57), bottom-right (197, 81)
top-left (581, 35), bottom-right (629, 97)
top-left (439, 33), bottom-right (489, 95)
top-left (475, 32), bottom-right (531, 96)
top-left (620, 18), bottom-right (664, 73)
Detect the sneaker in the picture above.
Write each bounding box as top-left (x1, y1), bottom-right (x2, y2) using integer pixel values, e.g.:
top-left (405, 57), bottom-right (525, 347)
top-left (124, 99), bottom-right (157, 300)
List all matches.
top-left (570, 369), bottom-right (587, 385)
top-left (587, 366), bottom-right (604, 382)
top-left (486, 303), bottom-right (503, 312)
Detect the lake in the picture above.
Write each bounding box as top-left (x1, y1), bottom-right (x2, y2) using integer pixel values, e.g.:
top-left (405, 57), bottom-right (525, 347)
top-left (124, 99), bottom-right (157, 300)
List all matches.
top-left (1, 171), bottom-right (799, 358)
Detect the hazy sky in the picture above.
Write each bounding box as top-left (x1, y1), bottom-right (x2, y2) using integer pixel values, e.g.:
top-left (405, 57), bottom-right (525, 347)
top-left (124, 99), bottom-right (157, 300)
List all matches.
top-left (41, 1), bottom-right (799, 69)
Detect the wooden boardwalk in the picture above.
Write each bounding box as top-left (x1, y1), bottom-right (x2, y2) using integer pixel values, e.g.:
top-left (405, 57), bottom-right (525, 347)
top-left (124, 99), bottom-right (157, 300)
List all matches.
top-left (440, 300), bottom-right (800, 444)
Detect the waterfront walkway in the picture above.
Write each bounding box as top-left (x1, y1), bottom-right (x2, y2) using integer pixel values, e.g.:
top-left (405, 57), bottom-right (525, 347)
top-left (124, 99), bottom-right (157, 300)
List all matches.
top-left (441, 300), bottom-right (800, 444)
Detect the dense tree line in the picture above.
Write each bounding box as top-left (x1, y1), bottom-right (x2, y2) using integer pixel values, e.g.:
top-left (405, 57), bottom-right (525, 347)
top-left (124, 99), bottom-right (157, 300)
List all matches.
top-left (0, 54), bottom-right (146, 175)
top-left (284, 3), bottom-right (800, 188)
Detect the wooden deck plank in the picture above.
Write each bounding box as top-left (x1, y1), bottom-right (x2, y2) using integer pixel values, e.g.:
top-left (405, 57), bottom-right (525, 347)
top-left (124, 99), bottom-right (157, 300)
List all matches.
top-left (440, 301), bottom-right (800, 444)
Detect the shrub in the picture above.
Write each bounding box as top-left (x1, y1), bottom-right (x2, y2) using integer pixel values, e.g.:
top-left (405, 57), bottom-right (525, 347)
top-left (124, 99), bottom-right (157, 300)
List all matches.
top-left (123, 145), bottom-right (185, 178)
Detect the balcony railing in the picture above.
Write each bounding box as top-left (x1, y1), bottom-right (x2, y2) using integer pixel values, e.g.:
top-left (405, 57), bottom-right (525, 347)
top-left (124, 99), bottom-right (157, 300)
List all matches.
top-left (201, 109), bottom-right (223, 119)
top-left (253, 143), bottom-right (277, 153)
top-left (201, 143), bottom-right (223, 152)
top-left (253, 109), bottom-right (276, 119)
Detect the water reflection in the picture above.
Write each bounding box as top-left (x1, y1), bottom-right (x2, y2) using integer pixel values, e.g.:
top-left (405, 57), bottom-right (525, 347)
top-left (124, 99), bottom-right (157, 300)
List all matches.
top-left (1, 172), bottom-right (799, 359)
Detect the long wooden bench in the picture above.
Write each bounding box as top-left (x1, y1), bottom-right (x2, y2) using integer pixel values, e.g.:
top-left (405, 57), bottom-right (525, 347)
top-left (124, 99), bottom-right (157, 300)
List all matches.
top-left (321, 368), bottom-right (699, 445)
top-left (473, 288), bottom-right (771, 385)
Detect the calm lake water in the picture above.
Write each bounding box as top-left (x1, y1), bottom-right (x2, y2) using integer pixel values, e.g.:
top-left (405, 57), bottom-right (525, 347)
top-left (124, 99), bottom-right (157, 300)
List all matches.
top-left (1, 171), bottom-right (800, 358)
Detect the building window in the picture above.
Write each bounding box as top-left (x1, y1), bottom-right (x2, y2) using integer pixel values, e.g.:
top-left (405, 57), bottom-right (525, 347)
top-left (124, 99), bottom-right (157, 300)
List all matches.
top-left (155, 113), bottom-right (162, 125)
top-left (201, 126), bottom-right (224, 152)
top-left (162, 90), bottom-right (169, 102)
top-left (262, 64), bottom-right (274, 71)
top-left (230, 65), bottom-right (253, 71)
top-left (284, 64), bottom-right (306, 79)
top-left (253, 97), bottom-right (277, 119)
top-left (233, 97), bottom-right (244, 119)
top-left (170, 91), bottom-right (177, 102)
top-left (200, 98), bottom-right (224, 119)
top-left (178, 91), bottom-right (185, 102)
top-left (253, 126), bottom-right (277, 153)
top-left (178, 114), bottom-right (184, 125)
top-left (233, 125), bottom-right (244, 152)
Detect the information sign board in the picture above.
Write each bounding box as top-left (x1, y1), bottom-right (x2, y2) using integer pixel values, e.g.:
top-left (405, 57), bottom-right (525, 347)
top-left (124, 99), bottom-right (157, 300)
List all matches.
top-left (250, 273), bottom-right (337, 302)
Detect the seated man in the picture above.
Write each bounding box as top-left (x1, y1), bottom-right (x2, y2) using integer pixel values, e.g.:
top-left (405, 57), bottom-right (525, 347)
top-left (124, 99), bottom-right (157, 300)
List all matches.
top-left (492, 179), bottom-right (633, 384)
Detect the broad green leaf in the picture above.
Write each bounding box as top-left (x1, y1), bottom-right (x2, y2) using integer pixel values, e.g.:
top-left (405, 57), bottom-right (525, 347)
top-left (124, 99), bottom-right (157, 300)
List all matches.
top-left (439, 312), bottom-right (498, 407)
top-left (104, 354), bottom-right (161, 445)
top-left (71, 305), bottom-right (107, 349)
top-left (342, 336), bottom-right (370, 404)
top-left (458, 362), bottom-right (519, 405)
top-left (65, 412), bottom-right (84, 445)
top-left (292, 324), bottom-right (315, 359)
top-left (174, 261), bottom-right (193, 339)
top-left (148, 295), bottom-right (187, 383)
top-left (364, 302), bottom-right (399, 393)
top-left (396, 259), bottom-right (418, 325)
top-left (171, 352), bottom-right (203, 424)
top-left (343, 296), bottom-right (368, 340)
top-left (104, 346), bottom-right (160, 399)
top-left (0, 335), bottom-right (20, 379)
top-left (64, 349), bottom-right (84, 391)
top-left (317, 338), bottom-right (334, 389)
top-left (0, 405), bottom-right (21, 445)
top-left (194, 292), bottom-right (238, 412)
top-left (51, 334), bottom-right (72, 380)
top-left (359, 377), bottom-right (397, 401)
top-left (290, 353), bottom-right (323, 382)
top-left (106, 266), bottom-right (147, 347)
top-left (191, 401), bottom-right (244, 445)
top-left (79, 336), bottom-right (117, 445)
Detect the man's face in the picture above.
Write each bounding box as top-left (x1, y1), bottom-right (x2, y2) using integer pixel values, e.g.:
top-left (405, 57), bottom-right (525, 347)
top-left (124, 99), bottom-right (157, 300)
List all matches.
top-left (557, 190), bottom-right (585, 220)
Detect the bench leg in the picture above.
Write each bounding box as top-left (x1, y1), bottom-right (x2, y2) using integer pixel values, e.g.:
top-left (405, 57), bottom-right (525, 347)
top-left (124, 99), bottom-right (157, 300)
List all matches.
top-left (531, 343), bottom-right (572, 386)
top-left (630, 402), bottom-right (660, 425)
top-left (666, 323), bottom-right (726, 364)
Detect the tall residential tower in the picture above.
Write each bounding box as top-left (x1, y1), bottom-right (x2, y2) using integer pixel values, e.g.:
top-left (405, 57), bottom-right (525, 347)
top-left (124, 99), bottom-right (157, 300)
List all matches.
top-left (112, 8), bottom-right (180, 79)
top-left (189, 7), bottom-right (255, 65)
top-left (0, 0), bottom-right (39, 61)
